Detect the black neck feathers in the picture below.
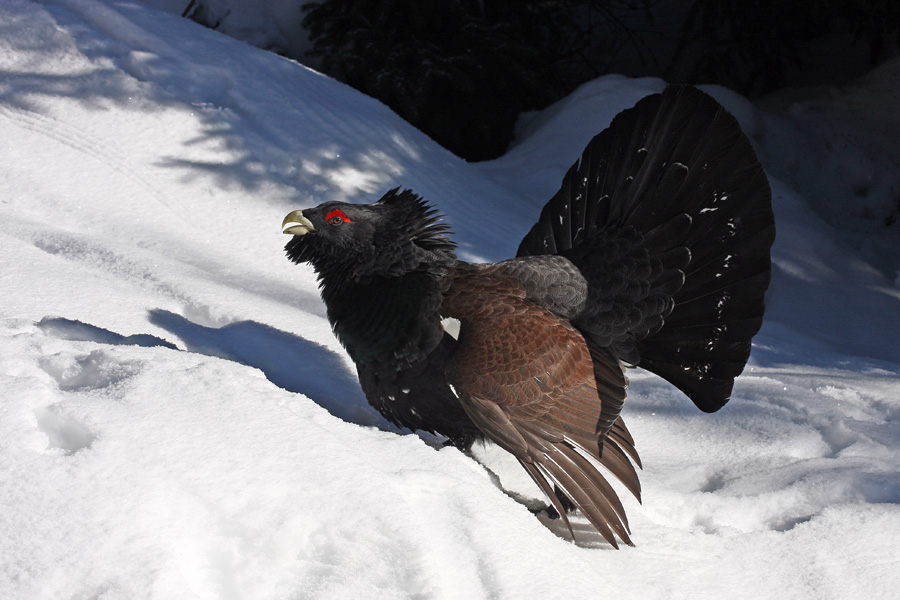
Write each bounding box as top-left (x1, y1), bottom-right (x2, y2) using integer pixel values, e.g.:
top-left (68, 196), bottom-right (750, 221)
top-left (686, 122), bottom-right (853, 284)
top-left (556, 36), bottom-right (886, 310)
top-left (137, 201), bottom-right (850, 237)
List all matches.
top-left (322, 270), bottom-right (446, 371)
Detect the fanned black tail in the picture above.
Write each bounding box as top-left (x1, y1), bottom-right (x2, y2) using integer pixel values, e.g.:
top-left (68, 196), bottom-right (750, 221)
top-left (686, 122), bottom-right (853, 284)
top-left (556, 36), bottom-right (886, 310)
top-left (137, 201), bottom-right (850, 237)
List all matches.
top-left (518, 84), bottom-right (775, 412)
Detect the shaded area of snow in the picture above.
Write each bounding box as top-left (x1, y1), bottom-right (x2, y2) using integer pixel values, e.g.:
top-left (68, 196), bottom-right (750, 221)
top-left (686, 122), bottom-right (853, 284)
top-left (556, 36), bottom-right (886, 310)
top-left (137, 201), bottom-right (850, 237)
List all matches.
top-left (2, 1), bottom-right (898, 599)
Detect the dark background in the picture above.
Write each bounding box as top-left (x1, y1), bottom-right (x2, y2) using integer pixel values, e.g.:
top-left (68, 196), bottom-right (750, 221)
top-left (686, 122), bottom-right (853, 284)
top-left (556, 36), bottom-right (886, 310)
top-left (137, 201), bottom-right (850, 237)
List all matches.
top-left (185, 0), bottom-right (900, 161)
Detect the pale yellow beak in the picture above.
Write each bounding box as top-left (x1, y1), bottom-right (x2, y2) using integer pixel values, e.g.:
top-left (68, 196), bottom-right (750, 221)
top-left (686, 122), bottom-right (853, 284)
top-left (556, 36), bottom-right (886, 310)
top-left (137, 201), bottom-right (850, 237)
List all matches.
top-left (282, 210), bottom-right (316, 235)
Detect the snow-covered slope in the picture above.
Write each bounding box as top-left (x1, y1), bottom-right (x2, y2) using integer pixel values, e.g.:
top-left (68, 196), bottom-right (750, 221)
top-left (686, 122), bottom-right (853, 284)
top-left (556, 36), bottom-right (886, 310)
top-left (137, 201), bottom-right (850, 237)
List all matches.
top-left (2, 1), bottom-right (898, 599)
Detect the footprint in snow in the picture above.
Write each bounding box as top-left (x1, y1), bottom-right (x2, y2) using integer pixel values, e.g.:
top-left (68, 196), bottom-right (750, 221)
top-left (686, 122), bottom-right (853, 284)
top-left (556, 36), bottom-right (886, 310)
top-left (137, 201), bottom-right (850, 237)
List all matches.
top-left (34, 316), bottom-right (175, 455)
top-left (34, 404), bottom-right (97, 455)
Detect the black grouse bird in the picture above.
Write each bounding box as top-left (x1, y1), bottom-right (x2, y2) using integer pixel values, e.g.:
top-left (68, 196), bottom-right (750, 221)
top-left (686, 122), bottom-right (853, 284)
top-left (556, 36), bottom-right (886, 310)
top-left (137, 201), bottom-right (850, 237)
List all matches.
top-left (282, 85), bottom-right (775, 547)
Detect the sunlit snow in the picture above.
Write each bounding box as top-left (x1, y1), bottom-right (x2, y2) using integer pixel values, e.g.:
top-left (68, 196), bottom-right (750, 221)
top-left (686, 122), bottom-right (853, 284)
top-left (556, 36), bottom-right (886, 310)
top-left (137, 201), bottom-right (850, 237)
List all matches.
top-left (2, 1), bottom-right (899, 599)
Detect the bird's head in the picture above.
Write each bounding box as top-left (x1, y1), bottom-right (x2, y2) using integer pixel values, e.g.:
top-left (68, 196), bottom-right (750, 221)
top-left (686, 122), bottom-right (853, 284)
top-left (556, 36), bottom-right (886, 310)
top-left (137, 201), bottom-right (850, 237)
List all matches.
top-left (282, 188), bottom-right (457, 283)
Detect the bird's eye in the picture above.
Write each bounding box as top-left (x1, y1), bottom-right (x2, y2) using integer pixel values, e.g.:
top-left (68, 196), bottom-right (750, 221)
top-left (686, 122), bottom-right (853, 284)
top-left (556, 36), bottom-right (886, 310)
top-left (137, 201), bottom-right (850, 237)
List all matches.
top-left (325, 209), bottom-right (352, 226)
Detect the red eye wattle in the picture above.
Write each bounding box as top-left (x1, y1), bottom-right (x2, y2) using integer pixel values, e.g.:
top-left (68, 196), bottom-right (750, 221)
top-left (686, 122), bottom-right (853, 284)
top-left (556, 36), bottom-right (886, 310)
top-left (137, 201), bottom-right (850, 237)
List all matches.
top-left (325, 209), bottom-right (351, 225)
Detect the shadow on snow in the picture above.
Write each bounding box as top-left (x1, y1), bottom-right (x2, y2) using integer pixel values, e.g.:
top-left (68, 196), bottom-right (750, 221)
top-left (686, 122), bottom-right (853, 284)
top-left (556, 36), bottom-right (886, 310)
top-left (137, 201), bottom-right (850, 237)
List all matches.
top-left (37, 313), bottom-right (387, 430)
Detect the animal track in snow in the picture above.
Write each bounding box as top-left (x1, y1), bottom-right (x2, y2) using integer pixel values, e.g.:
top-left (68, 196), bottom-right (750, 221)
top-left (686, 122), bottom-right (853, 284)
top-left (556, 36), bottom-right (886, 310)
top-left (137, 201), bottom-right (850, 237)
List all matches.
top-left (33, 320), bottom-right (158, 455)
top-left (39, 349), bottom-right (141, 392)
top-left (30, 233), bottom-right (214, 318)
top-left (33, 232), bottom-right (174, 291)
top-left (769, 514), bottom-right (814, 532)
top-left (0, 103), bottom-right (170, 205)
top-left (699, 471), bottom-right (728, 493)
top-left (34, 404), bottom-right (96, 455)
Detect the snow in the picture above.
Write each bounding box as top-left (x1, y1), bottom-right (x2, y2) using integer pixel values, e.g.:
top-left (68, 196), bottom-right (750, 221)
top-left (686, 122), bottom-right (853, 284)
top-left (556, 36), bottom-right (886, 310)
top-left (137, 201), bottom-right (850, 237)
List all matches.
top-left (1, 1), bottom-right (899, 599)
top-left (144, 0), bottom-right (314, 65)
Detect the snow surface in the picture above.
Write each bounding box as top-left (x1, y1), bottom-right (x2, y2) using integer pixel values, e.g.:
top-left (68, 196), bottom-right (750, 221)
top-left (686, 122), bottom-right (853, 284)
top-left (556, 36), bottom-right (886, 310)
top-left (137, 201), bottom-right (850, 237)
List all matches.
top-left (2, 1), bottom-right (899, 599)
top-left (144, 0), bottom-right (314, 66)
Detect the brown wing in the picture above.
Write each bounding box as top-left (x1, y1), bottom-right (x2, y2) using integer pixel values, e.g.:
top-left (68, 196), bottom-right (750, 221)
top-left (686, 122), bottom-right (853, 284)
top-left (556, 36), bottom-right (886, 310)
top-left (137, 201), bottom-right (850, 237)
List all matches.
top-left (442, 272), bottom-right (641, 547)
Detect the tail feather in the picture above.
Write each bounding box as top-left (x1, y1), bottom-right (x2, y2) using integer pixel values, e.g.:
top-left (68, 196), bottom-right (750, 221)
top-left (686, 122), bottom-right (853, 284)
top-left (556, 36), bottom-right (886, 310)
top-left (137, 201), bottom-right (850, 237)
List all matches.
top-left (518, 84), bottom-right (775, 412)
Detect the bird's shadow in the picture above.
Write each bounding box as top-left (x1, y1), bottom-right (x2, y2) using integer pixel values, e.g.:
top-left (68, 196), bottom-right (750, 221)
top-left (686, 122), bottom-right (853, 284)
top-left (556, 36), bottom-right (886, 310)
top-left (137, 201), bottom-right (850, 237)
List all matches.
top-left (37, 312), bottom-right (385, 429)
top-left (144, 309), bottom-right (386, 428)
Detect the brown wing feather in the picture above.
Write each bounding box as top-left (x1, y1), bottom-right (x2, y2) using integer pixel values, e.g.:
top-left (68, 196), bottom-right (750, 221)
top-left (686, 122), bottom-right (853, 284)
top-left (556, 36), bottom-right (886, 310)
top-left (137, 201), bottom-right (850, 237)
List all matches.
top-left (442, 271), bottom-right (641, 546)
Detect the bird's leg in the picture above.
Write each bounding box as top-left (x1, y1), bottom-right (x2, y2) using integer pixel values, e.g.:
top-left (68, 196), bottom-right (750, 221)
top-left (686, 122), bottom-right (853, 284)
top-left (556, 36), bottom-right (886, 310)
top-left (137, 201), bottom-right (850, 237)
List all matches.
top-left (534, 485), bottom-right (577, 520)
